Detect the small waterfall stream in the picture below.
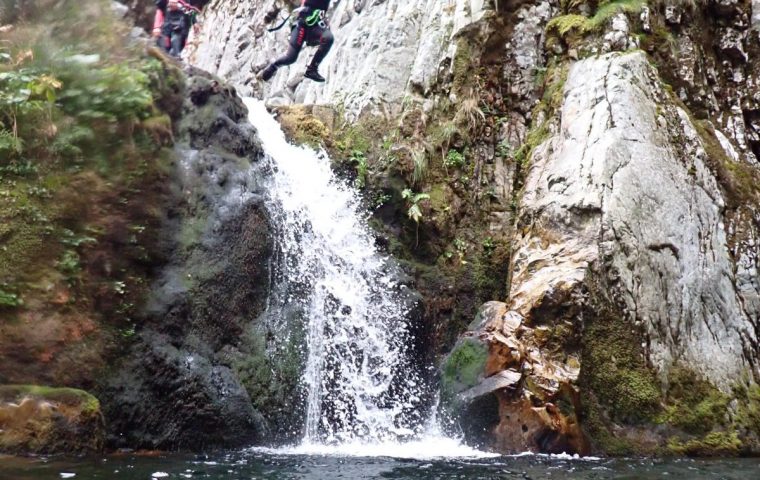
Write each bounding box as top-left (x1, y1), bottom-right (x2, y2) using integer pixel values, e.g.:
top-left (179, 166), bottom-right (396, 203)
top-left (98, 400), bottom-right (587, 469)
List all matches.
top-left (243, 99), bottom-right (488, 458)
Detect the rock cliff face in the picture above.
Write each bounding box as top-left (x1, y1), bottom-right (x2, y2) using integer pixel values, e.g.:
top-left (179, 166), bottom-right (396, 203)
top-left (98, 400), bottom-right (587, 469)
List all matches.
top-left (99, 70), bottom-right (277, 450)
top-left (192, 0), bottom-right (760, 455)
top-left (191, 0), bottom-right (504, 116)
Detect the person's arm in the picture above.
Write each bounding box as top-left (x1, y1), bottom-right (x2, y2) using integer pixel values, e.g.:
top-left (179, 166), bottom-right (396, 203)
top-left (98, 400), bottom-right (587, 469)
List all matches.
top-left (152, 1), bottom-right (167, 37)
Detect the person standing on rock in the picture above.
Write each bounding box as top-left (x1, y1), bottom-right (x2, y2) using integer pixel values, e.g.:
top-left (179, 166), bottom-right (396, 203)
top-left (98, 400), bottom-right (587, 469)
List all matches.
top-left (152, 0), bottom-right (204, 58)
top-left (259, 0), bottom-right (334, 83)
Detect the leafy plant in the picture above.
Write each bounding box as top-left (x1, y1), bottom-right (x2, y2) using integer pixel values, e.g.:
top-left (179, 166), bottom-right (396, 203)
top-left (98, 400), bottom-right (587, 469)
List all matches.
top-left (402, 188), bottom-right (430, 224)
top-left (0, 66), bottom-right (61, 138)
top-left (59, 228), bottom-right (96, 247)
top-left (496, 139), bottom-right (512, 158)
top-left (56, 249), bottom-right (81, 275)
top-left (402, 188), bottom-right (430, 247)
top-left (350, 149), bottom-right (368, 189)
top-left (0, 128), bottom-right (23, 158)
top-left (445, 149), bottom-right (466, 169)
top-left (373, 192), bottom-right (392, 209)
top-left (0, 287), bottom-right (23, 308)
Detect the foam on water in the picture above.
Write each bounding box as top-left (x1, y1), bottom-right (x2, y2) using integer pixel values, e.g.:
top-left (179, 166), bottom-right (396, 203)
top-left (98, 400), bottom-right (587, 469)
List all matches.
top-left (250, 435), bottom-right (498, 460)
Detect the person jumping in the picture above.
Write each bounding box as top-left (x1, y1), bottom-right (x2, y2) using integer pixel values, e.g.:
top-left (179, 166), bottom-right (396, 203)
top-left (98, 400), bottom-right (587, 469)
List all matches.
top-left (260, 0), bottom-right (334, 83)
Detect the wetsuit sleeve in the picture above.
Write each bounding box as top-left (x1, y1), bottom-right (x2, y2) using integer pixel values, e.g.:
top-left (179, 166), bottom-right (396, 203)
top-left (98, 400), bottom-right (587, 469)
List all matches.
top-left (153, 1), bottom-right (166, 32)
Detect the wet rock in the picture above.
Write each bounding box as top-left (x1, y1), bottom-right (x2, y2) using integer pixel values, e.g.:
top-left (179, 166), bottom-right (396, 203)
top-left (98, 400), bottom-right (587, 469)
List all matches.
top-left (459, 369), bottom-right (521, 403)
top-left (0, 386), bottom-right (104, 455)
top-left (443, 295), bottom-right (587, 454)
top-left (101, 334), bottom-right (265, 450)
top-left (504, 1), bottom-right (553, 114)
top-left (100, 72), bottom-right (275, 450)
top-left (715, 0), bottom-right (743, 18)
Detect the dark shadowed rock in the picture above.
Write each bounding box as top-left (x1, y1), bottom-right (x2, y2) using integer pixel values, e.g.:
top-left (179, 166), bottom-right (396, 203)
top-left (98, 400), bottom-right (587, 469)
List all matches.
top-left (100, 72), bottom-right (276, 450)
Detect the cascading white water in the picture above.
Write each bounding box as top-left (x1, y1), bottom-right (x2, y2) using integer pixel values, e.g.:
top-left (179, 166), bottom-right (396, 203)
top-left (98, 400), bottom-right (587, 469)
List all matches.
top-left (243, 98), bottom-right (491, 458)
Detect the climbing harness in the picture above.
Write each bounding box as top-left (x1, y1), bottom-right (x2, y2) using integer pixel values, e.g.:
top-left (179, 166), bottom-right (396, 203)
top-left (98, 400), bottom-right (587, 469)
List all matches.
top-left (267, 7), bottom-right (326, 32)
top-left (267, 6), bottom-right (304, 32)
top-left (305, 9), bottom-right (327, 29)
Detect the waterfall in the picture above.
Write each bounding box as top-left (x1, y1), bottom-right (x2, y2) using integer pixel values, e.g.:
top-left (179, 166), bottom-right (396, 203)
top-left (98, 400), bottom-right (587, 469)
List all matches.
top-left (243, 98), bottom-right (490, 458)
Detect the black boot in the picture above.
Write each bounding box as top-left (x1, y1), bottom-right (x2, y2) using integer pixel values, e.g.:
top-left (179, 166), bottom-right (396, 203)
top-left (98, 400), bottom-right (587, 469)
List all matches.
top-left (304, 67), bottom-right (325, 83)
top-left (260, 64), bottom-right (278, 81)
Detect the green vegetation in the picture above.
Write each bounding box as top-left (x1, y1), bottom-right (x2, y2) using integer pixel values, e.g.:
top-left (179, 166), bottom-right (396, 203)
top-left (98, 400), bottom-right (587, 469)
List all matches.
top-left (0, 0), bottom-right (180, 386)
top-left (659, 368), bottom-right (730, 435)
top-left (0, 287), bottom-right (23, 308)
top-left (411, 148), bottom-right (428, 185)
top-left (514, 61), bottom-right (567, 171)
top-left (667, 431), bottom-right (743, 456)
top-left (350, 149), bottom-right (368, 188)
top-left (690, 119), bottom-right (760, 207)
top-left (581, 314), bottom-right (661, 424)
top-left (440, 337), bottom-right (489, 398)
top-left (402, 189), bottom-right (430, 224)
top-left (444, 149), bottom-right (465, 169)
top-left (546, 0), bottom-right (646, 45)
top-left (0, 384), bottom-right (100, 415)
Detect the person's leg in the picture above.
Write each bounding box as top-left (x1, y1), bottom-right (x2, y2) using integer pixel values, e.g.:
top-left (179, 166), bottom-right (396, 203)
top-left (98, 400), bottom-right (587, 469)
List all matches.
top-left (304, 28), bottom-right (333, 82)
top-left (158, 23), bottom-right (173, 53)
top-left (169, 29), bottom-right (184, 57)
top-left (261, 25), bottom-right (306, 81)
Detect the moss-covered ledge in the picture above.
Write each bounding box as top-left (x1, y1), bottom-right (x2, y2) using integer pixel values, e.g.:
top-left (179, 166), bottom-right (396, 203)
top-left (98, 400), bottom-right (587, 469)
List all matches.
top-left (0, 385), bottom-right (104, 455)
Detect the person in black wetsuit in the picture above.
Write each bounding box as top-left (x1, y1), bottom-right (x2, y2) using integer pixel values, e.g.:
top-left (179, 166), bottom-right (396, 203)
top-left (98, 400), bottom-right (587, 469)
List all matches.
top-left (152, 0), bottom-right (205, 58)
top-left (260, 0), bottom-right (334, 83)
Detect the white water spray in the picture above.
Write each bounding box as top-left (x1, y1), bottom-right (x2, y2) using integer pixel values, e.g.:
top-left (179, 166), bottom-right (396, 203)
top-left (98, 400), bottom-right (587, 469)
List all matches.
top-left (243, 98), bottom-right (491, 458)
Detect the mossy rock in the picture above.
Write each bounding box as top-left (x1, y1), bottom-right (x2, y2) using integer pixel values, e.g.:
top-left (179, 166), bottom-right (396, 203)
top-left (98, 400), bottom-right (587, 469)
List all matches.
top-left (659, 368), bottom-right (730, 435)
top-left (0, 385), bottom-right (104, 455)
top-left (667, 431), bottom-right (743, 457)
top-left (440, 336), bottom-right (489, 400)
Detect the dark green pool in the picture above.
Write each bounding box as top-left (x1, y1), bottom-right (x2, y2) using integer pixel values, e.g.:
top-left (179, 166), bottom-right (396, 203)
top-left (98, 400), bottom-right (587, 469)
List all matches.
top-left (1, 450), bottom-right (758, 480)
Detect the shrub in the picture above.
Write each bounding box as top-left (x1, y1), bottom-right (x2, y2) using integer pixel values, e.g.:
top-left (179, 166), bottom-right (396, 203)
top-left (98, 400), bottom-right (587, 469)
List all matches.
top-left (444, 150), bottom-right (465, 169)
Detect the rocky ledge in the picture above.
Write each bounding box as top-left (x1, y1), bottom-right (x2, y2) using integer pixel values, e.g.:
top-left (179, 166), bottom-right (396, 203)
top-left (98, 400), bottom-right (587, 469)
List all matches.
top-left (0, 386), bottom-right (104, 455)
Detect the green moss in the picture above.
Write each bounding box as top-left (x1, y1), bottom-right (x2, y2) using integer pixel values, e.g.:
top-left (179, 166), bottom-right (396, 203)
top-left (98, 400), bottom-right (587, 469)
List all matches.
top-left (441, 337), bottom-right (489, 396)
top-left (680, 107), bottom-right (759, 208)
top-left (668, 431), bottom-right (743, 456)
top-left (452, 38), bottom-right (474, 94)
top-left (546, 0), bottom-right (646, 45)
top-left (0, 385), bottom-right (100, 415)
top-left (659, 368), bottom-right (729, 434)
top-left (233, 323), bottom-right (306, 439)
top-left (427, 184), bottom-right (448, 212)
top-left (579, 287), bottom-right (662, 444)
top-left (734, 382), bottom-right (760, 436)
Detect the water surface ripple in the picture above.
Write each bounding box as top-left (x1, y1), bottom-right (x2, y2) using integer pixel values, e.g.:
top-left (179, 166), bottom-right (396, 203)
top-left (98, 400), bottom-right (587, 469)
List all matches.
top-left (1, 451), bottom-right (758, 480)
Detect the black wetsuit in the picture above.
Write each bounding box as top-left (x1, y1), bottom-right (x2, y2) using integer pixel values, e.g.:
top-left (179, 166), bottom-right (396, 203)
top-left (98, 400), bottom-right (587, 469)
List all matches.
top-left (271, 0), bottom-right (334, 73)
